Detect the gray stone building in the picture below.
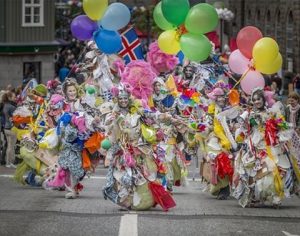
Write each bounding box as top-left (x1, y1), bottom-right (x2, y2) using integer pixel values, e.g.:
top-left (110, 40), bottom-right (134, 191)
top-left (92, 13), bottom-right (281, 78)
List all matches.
top-left (0, 0), bottom-right (59, 88)
top-left (227, 0), bottom-right (300, 74)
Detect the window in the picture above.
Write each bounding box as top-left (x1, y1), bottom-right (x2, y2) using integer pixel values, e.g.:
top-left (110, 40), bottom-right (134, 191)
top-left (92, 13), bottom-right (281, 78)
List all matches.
top-left (265, 10), bottom-right (271, 36)
top-left (275, 10), bottom-right (281, 44)
top-left (255, 9), bottom-right (261, 26)
top-left (246, 9), bottom-right (252, 25)
top-left (23, 62), bottom-right (41, 83)
top-left (286, 11), bottom-right (294, 71)
top-left (22, 0), bottom-right (44, 27)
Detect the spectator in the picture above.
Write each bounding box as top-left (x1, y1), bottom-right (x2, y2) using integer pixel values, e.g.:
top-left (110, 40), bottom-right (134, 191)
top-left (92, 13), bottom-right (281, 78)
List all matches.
top-left (2, 91), bottom-right (17, 168)
top-left (271, 74), bottom-right (282, 95)
top-left (284, 71), bottom-right (294, 95)
top-left (285, 92), bottom-right (300, 135)
top-left (293, 73), bottom-right (300, 95)
top-left (0, 92), bottom-right (7, 165)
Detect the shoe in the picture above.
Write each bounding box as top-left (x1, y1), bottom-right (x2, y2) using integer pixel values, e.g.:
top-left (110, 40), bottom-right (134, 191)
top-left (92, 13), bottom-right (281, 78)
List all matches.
top-left (9, 163), bottom-right (17, 169)
top-left (5, 164), bottom-right (10, 168)
top-left (185, 161), bottom-right (191, 166)
top-left (65, 191), bottom-right (77, 199)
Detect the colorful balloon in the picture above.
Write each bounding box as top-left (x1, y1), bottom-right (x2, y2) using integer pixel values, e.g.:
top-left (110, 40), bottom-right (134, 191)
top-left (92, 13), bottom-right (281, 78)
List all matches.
top-left (255, 53), bottom-right (282, 75)
top-left (228, 49), bottom-right (250, 74)
top-left (100, 3), bottom-right (130, 31)
top-left (71, 15), bottom-right (98, 41)
top-left (240, 70), bottom-right (265, 95)
top-left (93, 29), bottom-right (122, 54)
top-left (252, 37), bottom-right (279, 64)
top-left (158, 30), bottom-right (180, 55)
top-left (83, 0), bottom-right (108, 21)
top-left (185, 3), bottom-right (218, 35)
top-left (228, 89), bottom-right (240, 106)
top-left (180, 33), bottom-right (212, 62)
top-left (177, 51), bottom-right (185, 65)
top-left (161, 0), bottom-right (190, 26)
top-left (101, 139), bottom-right (111, 150)
top-left (237, 26), bottom-right (263, 59)
top-left (153, 2), bottom-right (174, 30)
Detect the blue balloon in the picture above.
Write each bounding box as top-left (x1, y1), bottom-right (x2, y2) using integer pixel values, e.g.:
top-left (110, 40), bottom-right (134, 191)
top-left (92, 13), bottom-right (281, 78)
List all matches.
top-left (93, 29), bottom-right (122, 54)
top-left (177, 51), bottom-right (184, 65)
top-left (161, 95), bottom-right (175, 108)
top-left (100, 3), bottom-right (131, 31)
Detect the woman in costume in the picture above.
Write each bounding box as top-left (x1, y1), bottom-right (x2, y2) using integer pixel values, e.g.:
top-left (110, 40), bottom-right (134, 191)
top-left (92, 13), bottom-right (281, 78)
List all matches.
top-left (151, 78), bottom-right (189, 192)
top-left (201, 84), bottom-right (240, 200)
top-left (103, 84), bottom-right (176, 211)
top-left (232, 88), bottom-right (300, 207)
top-left (44, 79), bottom-right (86, 199)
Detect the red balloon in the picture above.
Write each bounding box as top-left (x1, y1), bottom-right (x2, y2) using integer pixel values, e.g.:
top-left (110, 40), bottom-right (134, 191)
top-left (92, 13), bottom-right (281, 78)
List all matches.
top-left (237, 26), bottom-right (263, 59)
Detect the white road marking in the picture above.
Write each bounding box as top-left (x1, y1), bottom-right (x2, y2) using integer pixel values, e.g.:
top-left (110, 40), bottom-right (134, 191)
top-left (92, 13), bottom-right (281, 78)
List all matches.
top-left (118, 214), bottom-right (138, 236)
top-left (282, 231), bottom-right (300, 236)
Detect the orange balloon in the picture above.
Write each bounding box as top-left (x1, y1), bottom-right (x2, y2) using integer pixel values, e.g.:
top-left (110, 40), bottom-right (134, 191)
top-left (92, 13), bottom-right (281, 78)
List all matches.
top-left (228, 89), bottom-right (240, 106)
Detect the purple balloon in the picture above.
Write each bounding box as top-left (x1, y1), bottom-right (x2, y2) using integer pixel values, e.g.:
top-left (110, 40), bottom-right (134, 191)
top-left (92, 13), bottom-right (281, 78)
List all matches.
top-left (71, 15), bottom-right (98, 41)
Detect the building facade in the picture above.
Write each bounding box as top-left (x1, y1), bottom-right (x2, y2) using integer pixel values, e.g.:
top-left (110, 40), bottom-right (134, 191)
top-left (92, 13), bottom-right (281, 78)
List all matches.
top-left (227, 0), bottom-right (300, 74)
top-left (0, 0), bottom-right (59, 88)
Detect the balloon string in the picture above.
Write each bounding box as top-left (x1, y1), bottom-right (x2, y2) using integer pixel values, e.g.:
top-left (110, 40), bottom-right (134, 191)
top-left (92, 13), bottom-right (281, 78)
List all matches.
top-left (65, 45), bottom-right (88, 79)
top-left (232, 67), bottom-right (251, 90)
top-left (211, 55), bottom-right (238, 83)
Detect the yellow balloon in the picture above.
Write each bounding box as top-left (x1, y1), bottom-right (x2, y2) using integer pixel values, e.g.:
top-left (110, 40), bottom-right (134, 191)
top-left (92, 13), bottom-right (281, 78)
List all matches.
top-left (255, 53), bottom-right (282, 75)
top-left (158, 30), bottom-right (180, 55)
top-left (83, 0), bottom-right (108, 21)
top-left (252, 37), bottom-right (279, 63)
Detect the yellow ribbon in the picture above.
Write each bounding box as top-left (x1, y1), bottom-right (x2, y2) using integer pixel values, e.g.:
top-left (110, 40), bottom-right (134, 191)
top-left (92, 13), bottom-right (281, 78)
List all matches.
top-left (209, 104), bottom-right (231, 150)
top-left (36, 159), bottom-right (41, 175)
top-left (265, 145), bottom-right (284, 198)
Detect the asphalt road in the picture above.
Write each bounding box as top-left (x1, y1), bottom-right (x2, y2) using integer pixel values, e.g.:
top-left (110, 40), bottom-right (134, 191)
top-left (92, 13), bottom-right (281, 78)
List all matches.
top-left (0, 166), bottom-right (299, 236)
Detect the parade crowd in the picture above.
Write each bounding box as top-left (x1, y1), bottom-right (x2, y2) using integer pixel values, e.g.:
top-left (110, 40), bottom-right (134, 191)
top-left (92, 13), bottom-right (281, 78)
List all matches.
top-left (0, 40), bottom-right (299, 211)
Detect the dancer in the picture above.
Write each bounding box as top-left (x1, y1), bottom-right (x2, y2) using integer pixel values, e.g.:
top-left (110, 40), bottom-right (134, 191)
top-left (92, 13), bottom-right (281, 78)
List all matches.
top-left (233, 88), bottom-right (300, 207)
top-left (103, 85), bottom-right (176, 211)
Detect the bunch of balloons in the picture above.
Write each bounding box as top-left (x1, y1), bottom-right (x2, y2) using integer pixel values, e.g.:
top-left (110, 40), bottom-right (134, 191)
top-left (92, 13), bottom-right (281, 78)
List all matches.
top-left (154, 0), bottom-right (218, 62)
top-left (228, 26), bottom-right (282, 95)
top-left (70, 0), bottom-right (131, 54)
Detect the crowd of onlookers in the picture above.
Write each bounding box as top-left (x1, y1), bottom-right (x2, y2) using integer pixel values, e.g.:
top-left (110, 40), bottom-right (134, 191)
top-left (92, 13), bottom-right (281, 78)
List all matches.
top-left (55, 39), bottom-right (85, 82)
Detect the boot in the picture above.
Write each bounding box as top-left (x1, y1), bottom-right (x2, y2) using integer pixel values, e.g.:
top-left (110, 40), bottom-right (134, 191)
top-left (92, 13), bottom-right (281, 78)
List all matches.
top-left (65, 174), bottom-right (78, 199)
top-left (217, 185), bottom-right (230, 200)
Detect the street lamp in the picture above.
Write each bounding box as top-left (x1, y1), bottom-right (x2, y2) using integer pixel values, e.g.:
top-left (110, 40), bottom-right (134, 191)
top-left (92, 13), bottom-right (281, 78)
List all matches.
top-left (215, 7), bottom-right (234, 53)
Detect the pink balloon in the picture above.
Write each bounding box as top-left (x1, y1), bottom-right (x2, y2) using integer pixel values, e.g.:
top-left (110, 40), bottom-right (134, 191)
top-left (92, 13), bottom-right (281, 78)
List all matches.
top-left (237, 26), bottom-right (263, 59)
top-left (240, 70), bottom-right (265, 95)
top-left (228, 49), bottom-right (250, 74)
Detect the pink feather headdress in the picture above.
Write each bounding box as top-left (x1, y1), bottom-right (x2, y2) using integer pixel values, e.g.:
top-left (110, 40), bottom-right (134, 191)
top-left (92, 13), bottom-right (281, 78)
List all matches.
top-left (147, 41), bottom-right (179, 75)
top-left (119, 60), bottom-right (156, 102)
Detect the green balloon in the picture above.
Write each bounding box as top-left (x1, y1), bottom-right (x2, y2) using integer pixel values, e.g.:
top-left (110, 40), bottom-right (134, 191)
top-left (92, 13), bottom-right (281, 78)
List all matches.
top-left (87, 87), bottom-right (96, 95)
top-left (153, 2), bottom-right (174, 30)
top-left (185, 3), bottom-right (219, 35)
top-left (180, 33), bottom-right (212, 62)
top-left (161, 0), bottom-right (190, 26)
top-left (101, 139), bottom-right (111, 150)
